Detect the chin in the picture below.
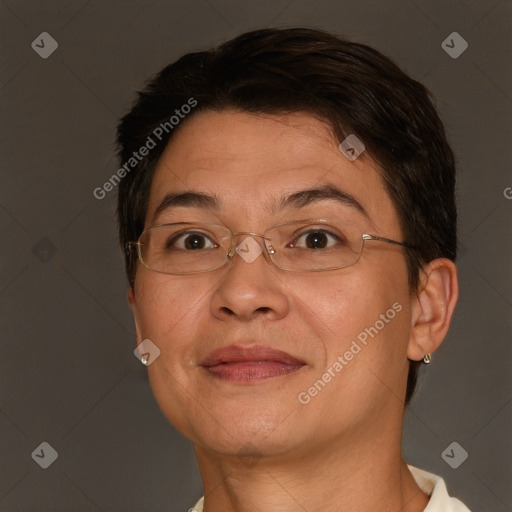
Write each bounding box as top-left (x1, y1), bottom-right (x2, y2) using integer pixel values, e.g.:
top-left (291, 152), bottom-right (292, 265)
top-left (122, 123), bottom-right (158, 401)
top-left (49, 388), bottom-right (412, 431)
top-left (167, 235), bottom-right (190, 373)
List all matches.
top-left (183, 405), bottom-right (305, 458)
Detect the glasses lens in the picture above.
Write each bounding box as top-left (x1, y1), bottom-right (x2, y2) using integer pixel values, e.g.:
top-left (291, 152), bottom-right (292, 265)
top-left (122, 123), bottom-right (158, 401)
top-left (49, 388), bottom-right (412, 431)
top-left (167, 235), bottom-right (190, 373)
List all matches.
top-left (139, 223), bottom-right (231, 274)
top-left (266, 221), bottom-right (364, 271)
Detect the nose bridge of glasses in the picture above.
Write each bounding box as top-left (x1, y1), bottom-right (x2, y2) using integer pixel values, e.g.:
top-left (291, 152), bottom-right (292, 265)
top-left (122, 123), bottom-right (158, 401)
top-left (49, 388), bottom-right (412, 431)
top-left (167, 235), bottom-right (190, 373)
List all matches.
top-left (231, 231), bottom-right (271, 239)
top-left (227, 231), bottom-right (272, 262)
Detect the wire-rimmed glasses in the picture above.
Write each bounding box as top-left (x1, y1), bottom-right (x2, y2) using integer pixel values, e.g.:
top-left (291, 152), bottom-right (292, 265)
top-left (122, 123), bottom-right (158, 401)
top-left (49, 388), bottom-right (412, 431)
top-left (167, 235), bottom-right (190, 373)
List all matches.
top-left (127, 219), bottom-right (413, 275)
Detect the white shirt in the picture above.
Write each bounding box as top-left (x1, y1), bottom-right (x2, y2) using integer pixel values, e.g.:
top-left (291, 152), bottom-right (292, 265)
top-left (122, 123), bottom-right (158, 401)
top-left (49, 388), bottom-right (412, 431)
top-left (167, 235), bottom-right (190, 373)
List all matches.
top-left (188, 465), bottom-right (471, 511)
top-left (409, 465), bottom-right (471, 511)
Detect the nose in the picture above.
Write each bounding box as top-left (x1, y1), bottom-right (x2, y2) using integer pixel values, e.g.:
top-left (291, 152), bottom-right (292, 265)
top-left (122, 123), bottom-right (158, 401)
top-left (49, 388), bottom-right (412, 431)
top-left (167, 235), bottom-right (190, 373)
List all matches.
top-left (209, 235), bottom-right (290, 322)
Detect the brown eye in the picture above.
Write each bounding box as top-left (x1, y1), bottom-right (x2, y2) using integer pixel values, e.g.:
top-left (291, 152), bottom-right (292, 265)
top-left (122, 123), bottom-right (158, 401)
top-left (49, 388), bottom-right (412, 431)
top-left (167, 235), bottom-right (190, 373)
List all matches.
top-left (167, 232), bottom-right (217, 250)
top-left (305, 232), bottom-right (328, 249)
top-left (292, 230), bottom-right (340, 250)
top-left (184, 234), bottom-right (207, 250)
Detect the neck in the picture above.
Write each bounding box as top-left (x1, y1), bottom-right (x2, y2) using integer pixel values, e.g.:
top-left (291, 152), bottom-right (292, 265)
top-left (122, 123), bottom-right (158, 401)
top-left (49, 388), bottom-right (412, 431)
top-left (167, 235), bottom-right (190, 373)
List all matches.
top-left (194, 420), bottom-right (429, 512)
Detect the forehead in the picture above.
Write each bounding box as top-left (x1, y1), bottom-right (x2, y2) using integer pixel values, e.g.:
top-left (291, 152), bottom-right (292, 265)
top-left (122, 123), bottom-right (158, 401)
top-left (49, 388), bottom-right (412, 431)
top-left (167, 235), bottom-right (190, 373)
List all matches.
top-left (146, 110), bottom-right (399, 231)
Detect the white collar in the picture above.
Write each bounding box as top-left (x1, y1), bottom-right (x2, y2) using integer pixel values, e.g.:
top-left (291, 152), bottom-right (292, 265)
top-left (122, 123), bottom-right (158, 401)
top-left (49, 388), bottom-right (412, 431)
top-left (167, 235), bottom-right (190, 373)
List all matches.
top-left (408, 465), bottom-right (471, 511)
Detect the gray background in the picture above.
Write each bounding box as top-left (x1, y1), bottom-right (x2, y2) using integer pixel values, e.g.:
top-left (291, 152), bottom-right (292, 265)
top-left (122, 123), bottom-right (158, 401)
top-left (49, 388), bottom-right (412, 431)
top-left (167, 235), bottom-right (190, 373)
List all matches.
top-left (1, 0), bottom-right (511, 511)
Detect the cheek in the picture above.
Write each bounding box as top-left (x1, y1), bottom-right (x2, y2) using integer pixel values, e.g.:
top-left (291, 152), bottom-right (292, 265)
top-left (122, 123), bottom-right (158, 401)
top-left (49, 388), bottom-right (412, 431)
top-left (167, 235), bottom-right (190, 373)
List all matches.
top-left (133, 273), bottom-right (208, 348)
top-left (287, 271), bottom-right (392, 337)
top-left (132, 274), bottom-right (212, 433)
top-left (292, 256), bottom-right (411, 364)
top-left (333, 259), bottom-right (411, 393)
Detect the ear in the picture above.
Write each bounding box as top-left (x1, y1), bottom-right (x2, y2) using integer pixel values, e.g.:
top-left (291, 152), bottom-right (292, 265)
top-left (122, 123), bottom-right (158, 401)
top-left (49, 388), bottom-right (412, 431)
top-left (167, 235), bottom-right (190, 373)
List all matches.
top-left (407, 258), bottom-right (459, 361)
top-left (127, 286), bottom-right (143, 346)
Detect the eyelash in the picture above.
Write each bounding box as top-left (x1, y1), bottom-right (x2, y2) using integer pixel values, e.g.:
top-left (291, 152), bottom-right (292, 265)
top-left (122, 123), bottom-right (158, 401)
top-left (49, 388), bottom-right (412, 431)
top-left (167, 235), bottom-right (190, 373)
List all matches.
top-left (166, 231), bottom-right (218, 249)
top-left (165, 227), bottom-right (345, 251)
top-left (289, 229), bottom-right (344, 248)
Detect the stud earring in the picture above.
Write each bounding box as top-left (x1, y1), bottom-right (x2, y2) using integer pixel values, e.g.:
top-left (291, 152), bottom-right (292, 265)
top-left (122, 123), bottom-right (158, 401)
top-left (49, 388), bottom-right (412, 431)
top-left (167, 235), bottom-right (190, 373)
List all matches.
top-left (423, 353), bottom-right (432, 364)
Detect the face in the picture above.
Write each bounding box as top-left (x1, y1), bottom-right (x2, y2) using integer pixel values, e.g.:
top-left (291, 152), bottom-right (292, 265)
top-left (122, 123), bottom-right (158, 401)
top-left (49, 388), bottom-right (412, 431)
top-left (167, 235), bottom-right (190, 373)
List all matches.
top-left (129, 110), bottom-right (414, 461)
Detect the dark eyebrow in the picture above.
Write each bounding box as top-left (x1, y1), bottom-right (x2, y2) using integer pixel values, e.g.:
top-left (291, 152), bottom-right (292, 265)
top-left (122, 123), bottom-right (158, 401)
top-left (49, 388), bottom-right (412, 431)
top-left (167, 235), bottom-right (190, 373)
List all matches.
top-left (152, 191), bottom-right (221, 222)
top-left (277, 184), bottom-right (367, 217)
top-left (151, 184), bottom-right (366, 224)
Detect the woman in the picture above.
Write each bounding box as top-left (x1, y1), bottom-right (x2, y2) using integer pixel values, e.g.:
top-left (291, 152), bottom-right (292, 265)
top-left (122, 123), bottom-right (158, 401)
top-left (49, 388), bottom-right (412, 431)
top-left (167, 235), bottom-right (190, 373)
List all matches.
top-left (117, 28), bottom-right (470, 511)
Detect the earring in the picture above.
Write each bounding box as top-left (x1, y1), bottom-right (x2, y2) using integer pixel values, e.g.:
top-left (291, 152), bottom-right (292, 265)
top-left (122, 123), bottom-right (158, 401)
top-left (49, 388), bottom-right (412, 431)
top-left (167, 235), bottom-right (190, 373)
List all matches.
top-left (423, 353), bottom-right (432, 364)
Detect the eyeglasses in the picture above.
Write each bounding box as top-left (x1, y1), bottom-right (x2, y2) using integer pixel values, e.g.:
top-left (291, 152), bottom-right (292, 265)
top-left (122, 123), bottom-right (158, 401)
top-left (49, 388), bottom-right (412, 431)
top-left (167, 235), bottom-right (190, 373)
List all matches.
top-left (127, 219), bottom-right (413, 275)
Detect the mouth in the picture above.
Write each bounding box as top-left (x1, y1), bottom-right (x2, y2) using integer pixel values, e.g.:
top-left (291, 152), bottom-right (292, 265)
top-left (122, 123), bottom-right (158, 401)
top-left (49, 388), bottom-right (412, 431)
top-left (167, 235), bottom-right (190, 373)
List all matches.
top-left (201, 344), bottom-right (306, 382)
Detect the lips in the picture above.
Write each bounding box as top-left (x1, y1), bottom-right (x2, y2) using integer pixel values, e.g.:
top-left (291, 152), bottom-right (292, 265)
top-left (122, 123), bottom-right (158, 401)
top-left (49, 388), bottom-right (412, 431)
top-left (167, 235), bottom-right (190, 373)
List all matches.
top-left (201, 345), bottom-right (305, 382)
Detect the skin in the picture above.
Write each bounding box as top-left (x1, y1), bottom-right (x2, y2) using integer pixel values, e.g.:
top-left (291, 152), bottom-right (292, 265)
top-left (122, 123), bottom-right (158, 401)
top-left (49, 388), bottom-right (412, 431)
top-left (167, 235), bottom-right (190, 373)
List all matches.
top-left (128, 110), bottom-right (459, 512)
